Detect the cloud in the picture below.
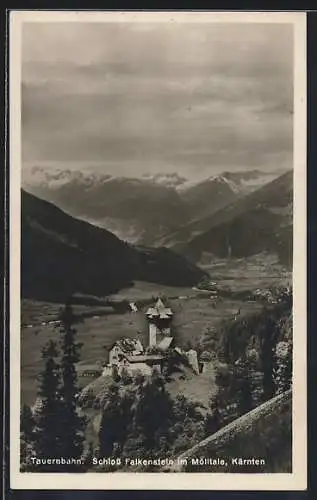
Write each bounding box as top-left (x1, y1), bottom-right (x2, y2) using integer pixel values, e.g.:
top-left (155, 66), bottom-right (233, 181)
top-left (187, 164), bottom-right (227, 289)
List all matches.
top-left (21, 21), bottom-right (293, 178)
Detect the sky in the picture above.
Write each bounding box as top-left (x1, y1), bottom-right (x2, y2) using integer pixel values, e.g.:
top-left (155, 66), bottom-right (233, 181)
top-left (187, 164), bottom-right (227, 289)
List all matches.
top-left (22, 20), bottom-right (293, 180)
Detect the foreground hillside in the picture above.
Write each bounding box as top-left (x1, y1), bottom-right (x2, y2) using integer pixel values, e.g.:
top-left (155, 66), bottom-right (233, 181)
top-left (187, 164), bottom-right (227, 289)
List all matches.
top-left (22, 190), bottom-right (205, 301)
top-left (168, 390), bottom-right (292, 473)
top-left (175, 171), bottom-right (293, 267)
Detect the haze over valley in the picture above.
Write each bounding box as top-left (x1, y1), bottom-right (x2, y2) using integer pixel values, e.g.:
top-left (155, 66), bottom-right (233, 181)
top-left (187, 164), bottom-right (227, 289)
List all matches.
top-left (23, 166), bottom-right (288, 249)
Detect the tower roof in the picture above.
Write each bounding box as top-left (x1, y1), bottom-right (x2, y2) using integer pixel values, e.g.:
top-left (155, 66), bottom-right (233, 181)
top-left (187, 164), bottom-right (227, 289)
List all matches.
top-left (155, 298), bottom-right (166, 311)
top-left (146, 298), bottom-right (173, 318)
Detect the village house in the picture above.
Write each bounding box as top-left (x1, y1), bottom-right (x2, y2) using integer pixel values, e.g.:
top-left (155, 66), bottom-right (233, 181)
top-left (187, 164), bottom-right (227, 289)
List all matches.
top-left (104, 340), bottom-right (165, 377)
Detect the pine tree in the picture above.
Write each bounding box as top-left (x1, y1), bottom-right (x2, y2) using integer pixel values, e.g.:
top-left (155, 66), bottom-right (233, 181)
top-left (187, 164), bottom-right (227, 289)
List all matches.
top-left (21, 404), bottom-right (35, 444)
top-left (213, 368), bottom-right (237, 424)
top-left (116, 386), bottom-right (135, 453)
top-left (133, 372), bottom-right (173, 453)
top-left (98, 383), bottom-right (124, 457)
top-left (238, 376), bottom-right (253, 414)
top-left (58, 304), bottom-right (86, 466)
top-left (236, 358), bottom-right (254, 415)
top-left (32, 340), bottom-right (63, 471)
top-left (20, 404), bottom-right (36, 471)
top-left (204, 396), bottom-right (222, 436)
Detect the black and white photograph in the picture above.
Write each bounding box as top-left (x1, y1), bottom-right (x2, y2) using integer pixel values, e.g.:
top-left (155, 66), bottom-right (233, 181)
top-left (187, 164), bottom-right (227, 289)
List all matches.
top-left (9, 10), bottom-right (306, 490)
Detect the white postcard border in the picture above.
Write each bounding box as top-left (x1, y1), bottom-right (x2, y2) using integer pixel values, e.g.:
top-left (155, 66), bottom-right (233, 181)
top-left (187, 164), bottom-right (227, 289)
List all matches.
top-left (9, 10), bottom-right (307, 491)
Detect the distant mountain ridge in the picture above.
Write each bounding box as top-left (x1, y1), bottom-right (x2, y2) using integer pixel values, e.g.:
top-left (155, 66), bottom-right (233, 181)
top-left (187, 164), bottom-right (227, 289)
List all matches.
top-left (178, 175), bottom-right (239, 221)
top-left (22, 189), bottom-right (206, 302)
top-left (23, 169), bottom-right (189, 245)
top-left (141, 172), bottom-right (187, 188)
top-left (23, 166), bottom-right (280, 246)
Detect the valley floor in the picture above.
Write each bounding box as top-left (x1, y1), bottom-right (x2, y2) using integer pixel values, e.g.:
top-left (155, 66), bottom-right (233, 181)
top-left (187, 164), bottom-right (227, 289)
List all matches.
top-left (20, 254), bottom-right (291, 408)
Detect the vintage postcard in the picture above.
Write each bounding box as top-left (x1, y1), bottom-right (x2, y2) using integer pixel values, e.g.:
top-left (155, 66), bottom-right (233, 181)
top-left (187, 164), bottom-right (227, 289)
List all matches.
top-left (9, 10), bottom-right (307, 490)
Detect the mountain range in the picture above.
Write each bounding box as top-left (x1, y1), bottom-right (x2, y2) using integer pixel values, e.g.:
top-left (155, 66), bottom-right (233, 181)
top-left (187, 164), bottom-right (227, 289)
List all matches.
top-left (23, 166), bottom-right (279, 246)
top-left (22, 190), bottom-right (206, 302)
top-left (175, 170), bottom-right (293, 267)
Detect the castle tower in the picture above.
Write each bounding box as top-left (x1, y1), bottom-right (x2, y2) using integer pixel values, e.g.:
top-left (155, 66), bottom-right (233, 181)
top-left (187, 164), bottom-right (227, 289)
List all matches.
top-left (145, 298), bottom-right (173, 347)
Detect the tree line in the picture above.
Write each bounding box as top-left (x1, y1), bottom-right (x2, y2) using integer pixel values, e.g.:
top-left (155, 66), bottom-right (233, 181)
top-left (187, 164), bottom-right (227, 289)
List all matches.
top-left (209, 288), bottom-right (293, 427)
top-left (20, 305), bottom-right (87, 472)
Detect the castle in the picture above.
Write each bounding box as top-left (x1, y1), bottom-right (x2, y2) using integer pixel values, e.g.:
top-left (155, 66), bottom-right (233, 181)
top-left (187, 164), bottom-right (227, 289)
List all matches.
top-left (104, 298), bottom-right (176, 377)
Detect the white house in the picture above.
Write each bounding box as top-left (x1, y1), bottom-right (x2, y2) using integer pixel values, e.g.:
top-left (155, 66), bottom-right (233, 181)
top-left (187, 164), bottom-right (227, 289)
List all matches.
top-left (107, 337), bottom-right (164, 377)
top-left (108, 338), bottom-right (144, 365)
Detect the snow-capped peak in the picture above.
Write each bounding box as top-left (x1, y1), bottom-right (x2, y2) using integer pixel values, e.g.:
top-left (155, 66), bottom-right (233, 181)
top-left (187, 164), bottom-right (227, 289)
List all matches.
top-left (141, 172), bottom-right (187, 188)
